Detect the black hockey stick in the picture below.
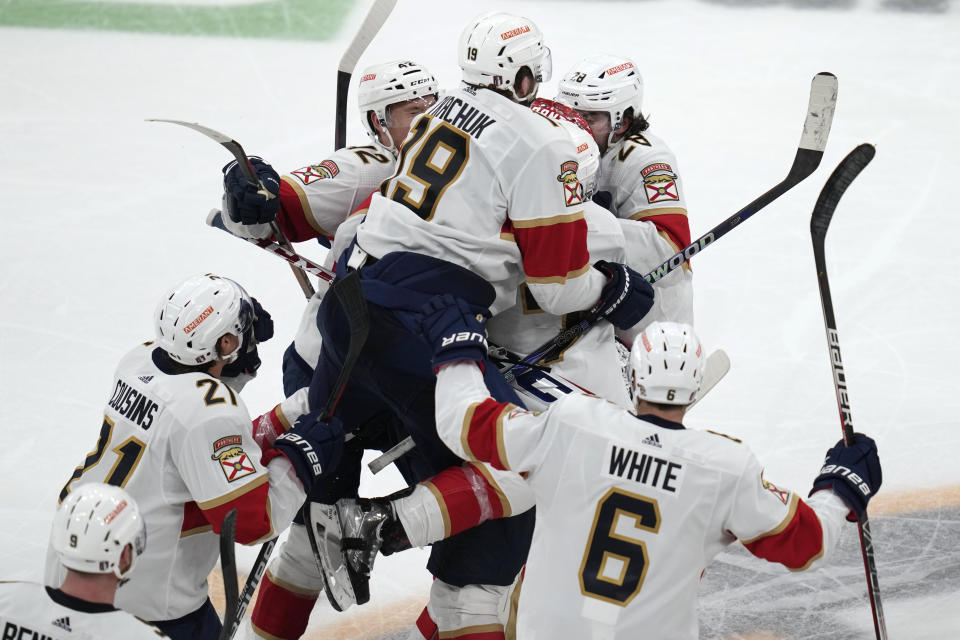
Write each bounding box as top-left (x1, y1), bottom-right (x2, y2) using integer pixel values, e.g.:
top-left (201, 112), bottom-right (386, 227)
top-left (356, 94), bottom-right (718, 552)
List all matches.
top-left (335, 0), bottom-right (397, 150)
top-left (217, 509), bottom-right (239, 640)
top-left (147, 118), bottom-right (317, 299)
top-left (504, 71), bottom-right (839, 382)
top-left (810, 143), bottom-right (886, 640)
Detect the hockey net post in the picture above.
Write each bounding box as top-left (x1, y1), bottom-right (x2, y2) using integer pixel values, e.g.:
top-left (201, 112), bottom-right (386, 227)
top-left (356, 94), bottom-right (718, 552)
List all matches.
top-left (504, 71), bottom-right (838, 382)
top-left (810, 143), bottom-right (887, 640)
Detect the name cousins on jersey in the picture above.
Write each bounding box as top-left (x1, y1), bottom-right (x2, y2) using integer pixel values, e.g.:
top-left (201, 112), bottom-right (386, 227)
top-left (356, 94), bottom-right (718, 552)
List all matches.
top-left (428, 94), bottom-right (497, 140)
top-left (107, 378), bottom-right (160, 430)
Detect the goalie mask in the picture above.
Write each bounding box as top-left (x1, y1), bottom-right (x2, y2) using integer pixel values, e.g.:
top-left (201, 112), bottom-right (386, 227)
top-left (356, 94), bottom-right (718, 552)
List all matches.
top-left (52, 483), bottom-right (147, 579)
top-left (358, 59), bottom-right (438, 154)
top-left (556, 54), bottom-right (644, 149)
top-left (628, 321), bottom-right (704, 407)
top-left (155, 273), bottom-right (254, 366)
top-left (458, 12), bottom-right (552, 104)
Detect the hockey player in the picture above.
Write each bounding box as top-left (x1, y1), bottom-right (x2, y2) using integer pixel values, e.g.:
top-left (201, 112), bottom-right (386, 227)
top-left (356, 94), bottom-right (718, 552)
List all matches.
top-left (411, 303), bottom-right (881, 639)
top-left (557, 54), bottom-right (694, 331)
top-left (45, 273), bottom-right (344, 640)
top-left (0, 483), bottom-right (165, 639)
top-left (297, 12), bottom-right (656, 640)
top-left (219, 60), bottom-right (440, 640)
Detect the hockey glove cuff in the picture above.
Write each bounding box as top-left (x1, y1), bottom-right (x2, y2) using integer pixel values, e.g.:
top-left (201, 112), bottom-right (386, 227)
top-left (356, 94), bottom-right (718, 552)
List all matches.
top-left (418, 294), bottom-right (490, 372)
top-left (810, 433), bottom-right (881, 522)
top-left (266, 414), bottom-right (345, 491)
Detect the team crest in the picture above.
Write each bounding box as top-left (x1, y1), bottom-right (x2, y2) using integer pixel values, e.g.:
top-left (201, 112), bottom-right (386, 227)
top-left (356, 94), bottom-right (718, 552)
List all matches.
top-left (761, 474), bottom-right (790, 505)
top-left (557, 160), bottom-right (584, 206)
top-left (211, 435), bottom-right (256, 482)
top-left (641, 162), bottom-right (679, 203)
top-left (291, 159), bottom-right (340, 185)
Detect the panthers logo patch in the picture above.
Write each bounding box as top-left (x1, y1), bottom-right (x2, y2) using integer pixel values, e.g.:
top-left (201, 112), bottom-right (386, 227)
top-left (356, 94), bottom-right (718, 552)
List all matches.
top-left (641, 162), bottom-right (679, 203)
top-left (557, 160), bottom-right (583, 206)
top-left (291, 159), bottom-right (340, 185)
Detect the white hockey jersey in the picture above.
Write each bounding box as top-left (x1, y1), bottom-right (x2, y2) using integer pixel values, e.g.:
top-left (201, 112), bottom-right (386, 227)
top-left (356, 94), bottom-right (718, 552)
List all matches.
top-left (434, 363), bottom-right (849, 640)
top-left (277, 142), bottom-right (396, 243)
top-left (488, 199), bottom-right (630, 409)
top-left (0, 581), bottom-right (165, 639)
top-left (600, 130), bottom-right (694, 328)
top-left (357, 85), bottom-right (607, 315)
top-left (46, 344), bottom-right (304, 622)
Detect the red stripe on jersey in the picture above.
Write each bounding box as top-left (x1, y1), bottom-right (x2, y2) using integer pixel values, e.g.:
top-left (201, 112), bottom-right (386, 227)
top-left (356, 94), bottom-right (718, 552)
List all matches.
top-left (276, 179), bottom-right (324, 242)
top-left (416, 607), bottom-right (439, 640)
top-left (743, 498), bottom-right (825, 570)
top-left (251, 572), bottom-right (319, 640)
top-left (199, 478), bottom-right (273, 544)
top-left (512, 213), bottom-right (590, 281)
top-left (462, 399), bottom-right (516, 471)
top-left (180, 501), bottom-right (210, 536)
top-left (427, 464), bottom-right (506, 538)
top-left (632, 209), bottom-right (691, 257)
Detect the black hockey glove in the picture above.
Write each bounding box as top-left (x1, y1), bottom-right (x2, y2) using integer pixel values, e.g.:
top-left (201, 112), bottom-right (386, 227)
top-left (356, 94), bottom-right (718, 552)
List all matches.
top-left (810, 433), bottom-right (881, 522)
top-left (592, 260), bottom-right (655, 331)
top-left (418, 294), bottom-right (490, 372)
top-left (222, 156), bottom-right (281, 226)
top-left (250, 297), bottom-right (274, 343)
top-left (271, 414), bottom-right (345, 490)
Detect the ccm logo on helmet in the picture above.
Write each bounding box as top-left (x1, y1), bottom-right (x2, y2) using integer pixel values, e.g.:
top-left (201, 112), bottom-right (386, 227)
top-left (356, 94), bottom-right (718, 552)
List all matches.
top-left (183, 306), bottom-right (214, 333)
top-left (500, 25), bottom-right (530, 40)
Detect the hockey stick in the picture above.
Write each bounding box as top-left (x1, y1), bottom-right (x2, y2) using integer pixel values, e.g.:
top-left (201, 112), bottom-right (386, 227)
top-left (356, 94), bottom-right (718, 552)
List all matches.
top-left (368, 348), bottom-right (732, 474)
top-left (225, 271), bottom-right (370, 638)
top-left (217, 509), bottom-right (239, 640)
top-left (335, 0), bottom-right (398, 150)
top-left (148, 118), bottom-right (317, 299)
top-left (503, 72), bottom-right (838, 382)
top-left (810, 143), bottom-right (886, 640)
top-left (207, 209), bottom-right (336, 285)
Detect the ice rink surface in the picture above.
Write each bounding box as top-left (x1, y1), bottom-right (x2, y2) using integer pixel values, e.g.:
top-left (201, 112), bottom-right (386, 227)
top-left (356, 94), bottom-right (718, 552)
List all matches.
top-left (1, 0), bottom-right (958, 637)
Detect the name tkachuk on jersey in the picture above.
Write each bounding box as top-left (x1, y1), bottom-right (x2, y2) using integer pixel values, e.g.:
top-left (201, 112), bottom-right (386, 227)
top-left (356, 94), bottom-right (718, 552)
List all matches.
top-left (45, 343), bottom-right (303, 623)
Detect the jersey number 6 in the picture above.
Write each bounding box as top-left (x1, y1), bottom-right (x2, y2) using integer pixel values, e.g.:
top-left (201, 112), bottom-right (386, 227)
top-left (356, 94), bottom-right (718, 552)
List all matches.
top-left (578, 487), bottom-right (660, 606)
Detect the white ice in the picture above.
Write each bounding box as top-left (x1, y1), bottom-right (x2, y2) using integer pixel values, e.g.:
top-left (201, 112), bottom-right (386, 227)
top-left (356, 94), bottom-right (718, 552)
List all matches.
top-left (1, 0), bottom-right (958, 637)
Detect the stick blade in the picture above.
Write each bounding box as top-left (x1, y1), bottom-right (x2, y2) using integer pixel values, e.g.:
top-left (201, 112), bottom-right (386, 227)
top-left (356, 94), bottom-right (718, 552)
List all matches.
top-left (811, 143), bottom-right (876, 238)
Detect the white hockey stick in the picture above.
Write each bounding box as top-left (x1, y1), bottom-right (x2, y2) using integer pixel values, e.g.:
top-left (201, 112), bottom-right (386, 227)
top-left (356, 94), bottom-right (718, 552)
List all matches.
top-left (368, 349), bottom-right (732, 474)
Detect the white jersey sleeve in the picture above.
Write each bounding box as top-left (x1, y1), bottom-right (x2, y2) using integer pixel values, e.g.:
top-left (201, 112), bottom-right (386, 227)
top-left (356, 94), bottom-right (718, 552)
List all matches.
top-left (357, 86), bottom-right (606, 314)
top-left (0, 581), bottom-right (166, 639)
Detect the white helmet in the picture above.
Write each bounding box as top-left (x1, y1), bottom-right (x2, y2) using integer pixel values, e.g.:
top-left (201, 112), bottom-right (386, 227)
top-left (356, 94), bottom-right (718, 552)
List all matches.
top-left (52, 483), bottom-right (146, 579)
top-left (628, 321), bottom-right (704, 407)
top-left (530, 98), bottom-right (601, 201)
top-left (556, 54), bottom-right (644, 148)
top-left (458, 12), bottom-right (552, 103)
top-left (358, 59), bottom-right (438, 153)
top-left (155, 273), bottom-right (254, 366)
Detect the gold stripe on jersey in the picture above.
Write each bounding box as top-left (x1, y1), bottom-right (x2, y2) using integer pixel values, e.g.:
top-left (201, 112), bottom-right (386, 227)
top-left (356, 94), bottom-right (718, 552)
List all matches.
top-left (468, 462), bottom-right (513, 518)
top-left (460, 402), bottom-right (482, 461)
top-left (180, 523), bottom-right (213, 538)
top-left (439, 623), bottom-right (505, 639)
top-left (281, 176), bottom-right (333, 237)
top-left (264, 568), bottom-right (322, 597)
top-left (499, 231), bottom-right (516, 243)
top-left (626, 206), bottom-right (688, 220)
top-left (274, 403), bottom-right (293, 432)
top-left (741, 493), bottom-right (800, 546)
top-left (424, 480), bottom-right (452, 538)
top-left (196, 473), bottom-right (269, 510)
top-left (510, 210), bottom-right (584, 229)
top-left (526, 263), bottom-right (591, 285)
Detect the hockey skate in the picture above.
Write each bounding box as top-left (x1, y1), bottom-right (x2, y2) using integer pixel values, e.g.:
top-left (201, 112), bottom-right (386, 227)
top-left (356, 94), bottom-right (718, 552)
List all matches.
top-left (304, 497), bottom-right (393, 611)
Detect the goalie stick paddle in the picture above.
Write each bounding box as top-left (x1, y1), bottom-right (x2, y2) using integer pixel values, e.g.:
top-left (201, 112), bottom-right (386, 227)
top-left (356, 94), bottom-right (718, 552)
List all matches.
top-left (810, 143), bottom-right (887, 640)
top-left (148, 118), bottom-right (316, 299)
top-left (335, 0), bottom-right (398, 150)
top-left (217, 509), bottom-right (239, 640)
top-left (504, 71), bottom-right (838, 383)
